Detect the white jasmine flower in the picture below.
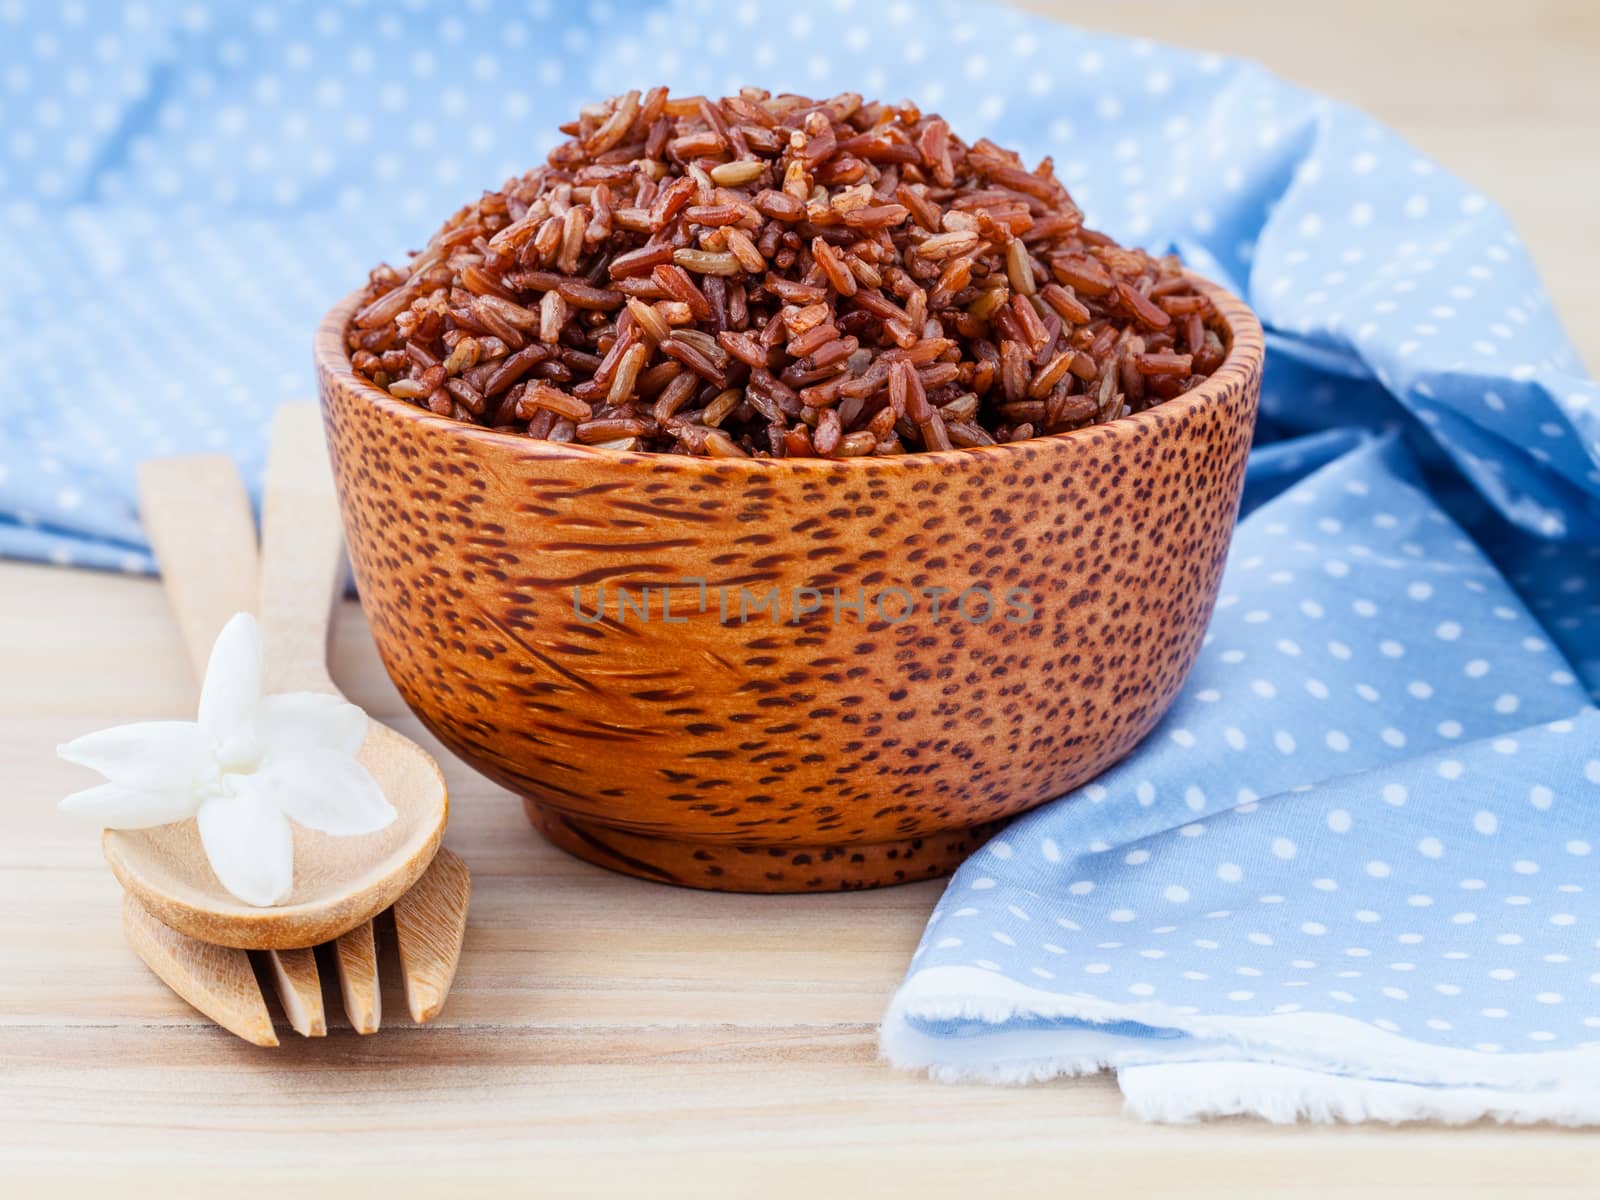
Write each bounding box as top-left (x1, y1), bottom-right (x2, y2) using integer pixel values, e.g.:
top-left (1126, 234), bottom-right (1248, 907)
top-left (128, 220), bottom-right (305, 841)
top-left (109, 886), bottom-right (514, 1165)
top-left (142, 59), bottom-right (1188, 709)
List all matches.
top-left (58, 613), bottom-right (394, 907)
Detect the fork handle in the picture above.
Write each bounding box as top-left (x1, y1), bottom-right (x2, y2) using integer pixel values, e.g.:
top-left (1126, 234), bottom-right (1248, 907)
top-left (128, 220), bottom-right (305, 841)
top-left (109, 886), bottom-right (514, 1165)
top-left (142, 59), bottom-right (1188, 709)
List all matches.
top-left (137, 455), bottom-right (262, 682)
top-left (259, 403), bottom-right (345, 695)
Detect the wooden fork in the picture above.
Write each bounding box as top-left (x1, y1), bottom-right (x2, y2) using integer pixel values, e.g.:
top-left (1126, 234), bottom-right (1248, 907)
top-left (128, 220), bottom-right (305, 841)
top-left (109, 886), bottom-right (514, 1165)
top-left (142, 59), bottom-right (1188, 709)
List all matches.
top-left (120, 849), bottom-right (469, 1044)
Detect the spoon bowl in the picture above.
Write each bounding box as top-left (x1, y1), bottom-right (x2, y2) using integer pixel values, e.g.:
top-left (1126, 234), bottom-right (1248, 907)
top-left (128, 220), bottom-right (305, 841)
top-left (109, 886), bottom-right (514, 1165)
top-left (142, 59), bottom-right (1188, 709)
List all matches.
top-left (105, 721), bottom-right (445, 950)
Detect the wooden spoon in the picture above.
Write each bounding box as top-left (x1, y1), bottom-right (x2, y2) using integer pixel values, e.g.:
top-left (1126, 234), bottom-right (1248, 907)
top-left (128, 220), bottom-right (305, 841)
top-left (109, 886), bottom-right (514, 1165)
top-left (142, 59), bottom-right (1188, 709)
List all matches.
top-left (106, 404), bottom-right (448, 951)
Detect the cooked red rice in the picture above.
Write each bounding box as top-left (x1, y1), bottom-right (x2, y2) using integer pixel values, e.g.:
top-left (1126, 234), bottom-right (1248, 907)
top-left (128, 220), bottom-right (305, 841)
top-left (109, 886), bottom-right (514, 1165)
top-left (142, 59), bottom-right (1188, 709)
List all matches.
top-left (347, 87), bottom-right (1230, 457)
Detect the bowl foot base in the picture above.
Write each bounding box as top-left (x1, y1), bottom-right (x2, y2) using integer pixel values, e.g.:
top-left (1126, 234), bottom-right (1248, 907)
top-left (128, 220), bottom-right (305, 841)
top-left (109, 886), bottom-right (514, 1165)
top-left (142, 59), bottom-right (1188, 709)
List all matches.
top-left (523, 800), bottom-right (1007, 893)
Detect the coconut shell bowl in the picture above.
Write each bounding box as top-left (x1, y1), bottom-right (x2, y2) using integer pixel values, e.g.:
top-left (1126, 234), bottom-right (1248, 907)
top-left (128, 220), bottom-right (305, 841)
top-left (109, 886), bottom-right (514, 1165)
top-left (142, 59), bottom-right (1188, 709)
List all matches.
top-left (315, 280), bottom-right (1263, 893)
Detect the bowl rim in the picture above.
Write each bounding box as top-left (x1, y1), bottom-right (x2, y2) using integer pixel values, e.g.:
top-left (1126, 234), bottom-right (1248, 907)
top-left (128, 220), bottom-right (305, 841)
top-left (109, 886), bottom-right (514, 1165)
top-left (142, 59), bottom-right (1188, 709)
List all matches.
top-left (316, 272), bottom-right (1264, 470)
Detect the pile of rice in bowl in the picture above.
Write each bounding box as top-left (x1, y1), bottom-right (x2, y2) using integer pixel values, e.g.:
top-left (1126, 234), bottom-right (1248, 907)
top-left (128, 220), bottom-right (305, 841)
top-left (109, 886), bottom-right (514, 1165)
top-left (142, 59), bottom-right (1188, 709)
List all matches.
top-left (348, 87), bottom-right (1231, 458)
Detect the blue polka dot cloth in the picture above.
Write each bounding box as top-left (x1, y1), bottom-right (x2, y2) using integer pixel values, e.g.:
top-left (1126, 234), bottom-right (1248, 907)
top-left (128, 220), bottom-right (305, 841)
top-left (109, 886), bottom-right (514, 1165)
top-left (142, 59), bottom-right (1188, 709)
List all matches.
top-left (4, 1), bottom-right (1598, 1123)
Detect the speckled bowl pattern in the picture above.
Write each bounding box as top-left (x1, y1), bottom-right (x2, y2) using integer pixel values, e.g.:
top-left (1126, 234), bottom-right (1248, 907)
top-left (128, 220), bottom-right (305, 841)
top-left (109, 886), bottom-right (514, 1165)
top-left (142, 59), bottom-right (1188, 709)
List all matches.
top-left (316, 278), bottom-right (1264, 892)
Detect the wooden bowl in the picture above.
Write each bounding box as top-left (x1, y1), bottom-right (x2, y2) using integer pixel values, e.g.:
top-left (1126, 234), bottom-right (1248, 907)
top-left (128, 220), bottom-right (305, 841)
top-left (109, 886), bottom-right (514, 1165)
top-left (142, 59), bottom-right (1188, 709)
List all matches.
top-left (316, 280), bottom-right (1263, 892)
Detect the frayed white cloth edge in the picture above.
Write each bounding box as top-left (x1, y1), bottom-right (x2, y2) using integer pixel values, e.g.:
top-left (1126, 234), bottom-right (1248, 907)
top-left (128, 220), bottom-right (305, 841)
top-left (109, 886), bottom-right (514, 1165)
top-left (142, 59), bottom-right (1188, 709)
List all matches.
top-left (881, 966), bottom-right (1600, 1124)
top-left (1119, 1062), bottom-right (1600, 1126)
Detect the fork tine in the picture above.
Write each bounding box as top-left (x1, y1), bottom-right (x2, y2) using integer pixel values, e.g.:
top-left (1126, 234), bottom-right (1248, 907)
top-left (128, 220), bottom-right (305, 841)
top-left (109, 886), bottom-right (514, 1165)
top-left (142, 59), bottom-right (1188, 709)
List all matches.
top-left (264, 948), bottom-right (326, 1037)
top-left (122, 895), bottom-right (278, 1047)
top-left (392, 847), bottom-right (471, 1023)
top-left (333, 920), bottom-right (381, 1034)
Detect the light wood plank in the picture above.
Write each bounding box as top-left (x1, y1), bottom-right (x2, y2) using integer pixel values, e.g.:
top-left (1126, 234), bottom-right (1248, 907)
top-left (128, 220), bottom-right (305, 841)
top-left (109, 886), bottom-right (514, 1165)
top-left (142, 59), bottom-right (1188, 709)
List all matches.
top-left (0, 1024), bottom-right (1596, 1197)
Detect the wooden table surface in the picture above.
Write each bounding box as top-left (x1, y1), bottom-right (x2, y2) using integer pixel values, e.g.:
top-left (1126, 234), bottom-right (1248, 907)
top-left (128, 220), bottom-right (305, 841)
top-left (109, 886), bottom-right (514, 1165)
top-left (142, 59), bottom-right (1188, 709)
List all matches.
top-left (4, 3), bottom-right (1598, 1196)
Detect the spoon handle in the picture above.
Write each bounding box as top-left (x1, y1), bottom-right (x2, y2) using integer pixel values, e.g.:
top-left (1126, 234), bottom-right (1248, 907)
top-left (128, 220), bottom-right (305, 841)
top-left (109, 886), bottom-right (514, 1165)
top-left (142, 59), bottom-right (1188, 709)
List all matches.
top-left (260, 403), bottom-right (345, 695)
top-left (137, 455), bottom-right (261, 681)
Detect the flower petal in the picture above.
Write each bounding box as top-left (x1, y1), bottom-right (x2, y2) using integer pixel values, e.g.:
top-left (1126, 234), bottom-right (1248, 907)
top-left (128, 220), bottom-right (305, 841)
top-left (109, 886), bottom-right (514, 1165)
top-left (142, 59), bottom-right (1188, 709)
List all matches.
top-left (60, 781), bottom-right (202, 829)
top-left (256, 693), bottom-right (368, 759)
top-left (254, 748), bottom-right (396, 837)
top-left (57, 721), bottom-right (216, 792)
top-left (198, 612), bottom-right (261, 742)
top-left (197, 787), bottom-right (294, 907)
